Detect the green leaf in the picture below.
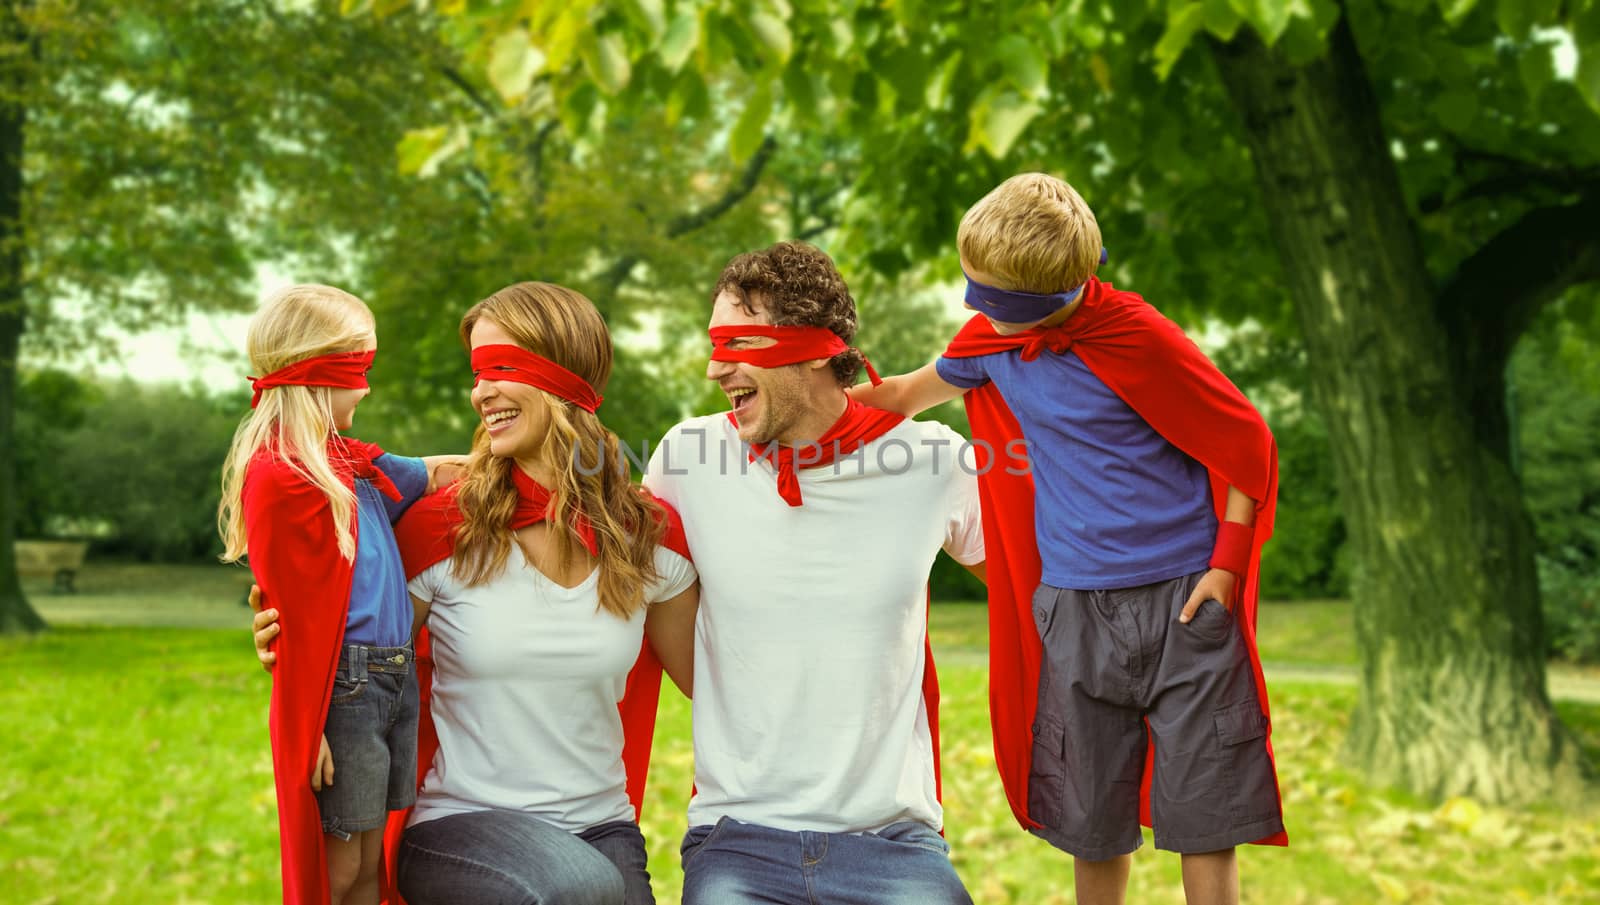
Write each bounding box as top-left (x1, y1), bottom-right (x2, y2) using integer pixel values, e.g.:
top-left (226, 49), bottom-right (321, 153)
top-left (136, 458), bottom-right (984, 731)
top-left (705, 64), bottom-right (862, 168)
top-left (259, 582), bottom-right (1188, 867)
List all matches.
top-left (1579, 51), bottom-right (1600, 117)
top-left (1430, 88), bottom-right (1478, 131)
top-left (625, 0), bottom-right (667, 39)
top-left (1228, 0), bottom-right (1296, 45)
top-left (729, 83), bottom-right (773, 162)
top-left (968, 89), bottom-right (1041, 158)
top-left (658, 12), bottom-right (699, 73)
top-left (926, 50), bottom-right (964, 110)
top-left (543, 6), bottom-right (588, 73)
top-left (1203, 0), bottom-right (1245, 40)
top-left (666, 70), bottom-right (711, 123)
top-left (1517, 41), bottom-right (1554, 101)
top-left (749, 12), bottom-right (793, 63)
top-left (1435, 0), bottom-right (1478, 27)
top-left (1156, 3), bottom-right (1208, 80)
top-left (582, 32), bottom-right (633, 95)
top-left (782, 60), bottom-right (820, 125)
top-left (487, 29), bottom-right (545, 105)
top-left (1577, 3), bottom-right (1600, 114)
top-left (1495, 0), bottom-right (1532, 36)
top-left (395, 125), bottom-right (466, 178)
top-left (995, 35), bottom-right (1048, 98)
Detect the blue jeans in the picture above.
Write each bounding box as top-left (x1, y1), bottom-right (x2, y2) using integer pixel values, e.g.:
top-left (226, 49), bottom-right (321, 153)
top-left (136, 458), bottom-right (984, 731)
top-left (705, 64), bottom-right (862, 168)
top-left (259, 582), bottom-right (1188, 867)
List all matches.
top-left (317, 642), bottom-right (418, 839)
top-left (680, 818), bottom-right (972, 905)
top-left (398, 810), bottom-right (653, 905)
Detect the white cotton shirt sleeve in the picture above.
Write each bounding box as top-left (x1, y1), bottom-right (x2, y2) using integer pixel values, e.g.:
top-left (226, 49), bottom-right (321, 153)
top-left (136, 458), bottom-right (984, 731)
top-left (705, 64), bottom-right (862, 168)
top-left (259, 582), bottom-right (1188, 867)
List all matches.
top-left (647, 546), bottom-right (696, 603)
top-left (942, 427), bottom-right (987, 566)
top-left (406, 560), bottom-right (444, 603)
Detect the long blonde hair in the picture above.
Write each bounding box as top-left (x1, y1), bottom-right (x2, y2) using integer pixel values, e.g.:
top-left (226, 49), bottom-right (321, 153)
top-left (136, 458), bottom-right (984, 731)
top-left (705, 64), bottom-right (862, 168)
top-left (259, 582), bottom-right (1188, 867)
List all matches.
top-left (218, 284), bottom-right (376, 563)
top-left (451, 282), bottom-right (666, 619)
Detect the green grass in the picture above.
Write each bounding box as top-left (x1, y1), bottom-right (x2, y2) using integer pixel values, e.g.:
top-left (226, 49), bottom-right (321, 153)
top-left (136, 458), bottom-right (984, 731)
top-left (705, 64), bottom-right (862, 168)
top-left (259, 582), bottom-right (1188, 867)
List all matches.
top-left (6, 565), bottom-right (1600, 903)
top-left (930, 598), bottom-right (1358, 667)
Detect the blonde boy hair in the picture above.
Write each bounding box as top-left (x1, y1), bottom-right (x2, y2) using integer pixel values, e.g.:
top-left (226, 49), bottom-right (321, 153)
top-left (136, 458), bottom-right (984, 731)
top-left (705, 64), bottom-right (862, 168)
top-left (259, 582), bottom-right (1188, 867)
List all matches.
top-left (218, 284), bottom-right (376, 564)
top-left (957, 172), bottom-right (1102, 295)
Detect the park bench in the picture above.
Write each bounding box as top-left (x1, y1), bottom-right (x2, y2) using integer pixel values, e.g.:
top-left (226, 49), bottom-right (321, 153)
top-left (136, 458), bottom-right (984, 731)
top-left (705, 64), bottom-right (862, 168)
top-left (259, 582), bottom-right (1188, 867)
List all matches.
top-left (14, 540), bottom-right (90, 593)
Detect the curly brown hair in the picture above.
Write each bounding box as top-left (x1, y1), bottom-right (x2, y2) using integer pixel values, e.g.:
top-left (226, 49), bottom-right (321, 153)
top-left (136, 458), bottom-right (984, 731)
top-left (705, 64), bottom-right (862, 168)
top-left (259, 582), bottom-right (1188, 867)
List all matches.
top-left (712, 241), bottom-right (864, 386)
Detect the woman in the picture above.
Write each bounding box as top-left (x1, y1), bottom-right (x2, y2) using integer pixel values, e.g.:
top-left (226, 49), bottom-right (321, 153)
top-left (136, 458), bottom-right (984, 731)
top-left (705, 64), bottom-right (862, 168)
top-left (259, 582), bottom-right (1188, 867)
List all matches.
top-left (255, 282), bottom-right (697, 905)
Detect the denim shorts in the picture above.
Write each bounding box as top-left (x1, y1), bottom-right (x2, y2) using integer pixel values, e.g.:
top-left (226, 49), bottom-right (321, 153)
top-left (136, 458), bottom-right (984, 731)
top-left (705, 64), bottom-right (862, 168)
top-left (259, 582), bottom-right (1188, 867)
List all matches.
top-left (1028, 572), bottom-right (1284, 858)
top-left (316, 642), bottom-right (419, 839)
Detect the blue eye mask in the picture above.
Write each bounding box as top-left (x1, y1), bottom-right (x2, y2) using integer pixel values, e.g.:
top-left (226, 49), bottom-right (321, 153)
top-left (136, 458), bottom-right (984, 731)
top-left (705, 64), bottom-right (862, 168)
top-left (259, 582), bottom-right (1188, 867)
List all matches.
top-left (963, 248), bottom-right (1108, 324)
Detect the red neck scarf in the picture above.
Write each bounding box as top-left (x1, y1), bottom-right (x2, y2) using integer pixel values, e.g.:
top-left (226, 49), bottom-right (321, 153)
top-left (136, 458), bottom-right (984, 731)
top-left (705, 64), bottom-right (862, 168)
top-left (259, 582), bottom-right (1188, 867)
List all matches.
top-left (730, 398), bottom-right (905, 507)
top-left (472, 344), bottom-right (603, 413)
top-left (394, 464), bottom-right (596, 569)
top-left (249, 350), bottom-right (374, 409)
top-left (709, 324), bottom-right (883, 386)
top-left (509, 466), bottom-right (598, 557)
top-left (328, 436), bottom-right (401, 502)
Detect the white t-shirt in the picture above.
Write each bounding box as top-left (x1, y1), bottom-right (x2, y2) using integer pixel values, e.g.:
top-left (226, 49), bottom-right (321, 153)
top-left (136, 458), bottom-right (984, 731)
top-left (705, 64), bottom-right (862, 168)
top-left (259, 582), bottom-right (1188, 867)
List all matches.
top-left (405, 542), bottom-right (696, 832)
top-left (644, 413), bottom-right (985, 833)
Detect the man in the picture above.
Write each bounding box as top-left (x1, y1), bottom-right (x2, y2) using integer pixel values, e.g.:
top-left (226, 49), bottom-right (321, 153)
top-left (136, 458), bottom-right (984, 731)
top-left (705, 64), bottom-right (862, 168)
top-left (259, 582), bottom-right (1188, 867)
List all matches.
top-left (647, 241), bottom-right (986, 904)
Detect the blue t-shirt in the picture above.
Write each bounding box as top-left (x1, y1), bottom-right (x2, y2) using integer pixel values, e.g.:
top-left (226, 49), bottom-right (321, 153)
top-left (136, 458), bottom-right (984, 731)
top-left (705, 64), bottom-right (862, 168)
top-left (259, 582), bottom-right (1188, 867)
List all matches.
top-left (344, 453), bottom-right (429, 646)
top-left (937, 350), bottom-right (1215, 590)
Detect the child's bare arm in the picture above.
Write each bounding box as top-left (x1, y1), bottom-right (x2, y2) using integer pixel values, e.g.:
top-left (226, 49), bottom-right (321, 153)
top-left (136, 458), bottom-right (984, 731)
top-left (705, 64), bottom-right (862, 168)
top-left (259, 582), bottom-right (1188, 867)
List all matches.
top-left (1179, 486), bottom-right (1258, 623)
top-left (421, 455), bottom-right (470, 492)
top-left (848, 362), bottom-right (969, 416)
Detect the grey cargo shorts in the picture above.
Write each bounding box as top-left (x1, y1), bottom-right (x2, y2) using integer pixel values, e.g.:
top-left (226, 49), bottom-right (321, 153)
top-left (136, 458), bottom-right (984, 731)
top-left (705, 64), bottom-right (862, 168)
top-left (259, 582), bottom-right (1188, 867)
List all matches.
top-left (1027, 570), bottom-right (1284, 859)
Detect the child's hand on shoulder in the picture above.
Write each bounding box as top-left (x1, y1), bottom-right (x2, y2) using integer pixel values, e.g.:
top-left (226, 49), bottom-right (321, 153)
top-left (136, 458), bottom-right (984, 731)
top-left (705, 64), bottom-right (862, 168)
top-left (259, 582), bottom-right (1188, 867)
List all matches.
top-left (423, 455), bottom-right (471, 492)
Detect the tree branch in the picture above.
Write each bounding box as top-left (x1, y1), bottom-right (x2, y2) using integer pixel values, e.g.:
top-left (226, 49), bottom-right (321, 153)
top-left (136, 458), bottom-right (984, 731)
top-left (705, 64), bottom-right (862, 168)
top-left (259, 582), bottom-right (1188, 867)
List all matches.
top-left (437, 66), bottom-right (497, 118)
top-left (595, 134), bottom-right (780, 310)
top-left (1420, 139), bottom-right (1600, 213)
top-left (665, 135), bottom-right (777, 238)
top-left (1438, 193), bottom-right (1600, 360)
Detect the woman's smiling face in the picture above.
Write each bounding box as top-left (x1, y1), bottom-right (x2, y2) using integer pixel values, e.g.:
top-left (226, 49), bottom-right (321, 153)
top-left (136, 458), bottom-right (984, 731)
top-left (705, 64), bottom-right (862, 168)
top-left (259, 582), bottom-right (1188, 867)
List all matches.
top-left (468, 318), bottom-right (551, 463)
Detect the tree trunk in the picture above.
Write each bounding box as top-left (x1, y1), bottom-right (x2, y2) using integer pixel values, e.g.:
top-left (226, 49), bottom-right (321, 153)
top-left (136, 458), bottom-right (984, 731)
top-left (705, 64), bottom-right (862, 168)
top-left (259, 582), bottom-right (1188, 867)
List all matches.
top-left (0, 0), bottom-right (44, 634)
top-left (1209, 18), bottom-right (1583, 802)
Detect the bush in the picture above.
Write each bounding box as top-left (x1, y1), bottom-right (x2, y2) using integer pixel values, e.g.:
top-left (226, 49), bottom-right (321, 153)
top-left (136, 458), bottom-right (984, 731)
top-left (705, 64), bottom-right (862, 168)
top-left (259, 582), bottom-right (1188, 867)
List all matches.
top-left (16, 374), bottom-right (246, 561)
top-left (1541, 556), bottom-right (1600, 663)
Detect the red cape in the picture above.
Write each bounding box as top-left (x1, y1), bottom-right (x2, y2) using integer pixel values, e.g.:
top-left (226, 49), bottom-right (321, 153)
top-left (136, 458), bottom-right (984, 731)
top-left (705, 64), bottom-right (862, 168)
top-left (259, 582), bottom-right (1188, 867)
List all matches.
top-left (946, 278), bottom-right (1286, 845)
top-left (244, 438), bottom-right (391, 905)
top-left (378, 482), bottom-right (692, 904)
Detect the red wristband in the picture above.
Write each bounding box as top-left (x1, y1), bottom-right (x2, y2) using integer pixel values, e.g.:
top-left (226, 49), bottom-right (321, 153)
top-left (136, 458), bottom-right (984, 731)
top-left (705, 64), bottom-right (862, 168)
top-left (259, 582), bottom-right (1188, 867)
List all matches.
top-left (1210, 520), bottom-right (1254, 577)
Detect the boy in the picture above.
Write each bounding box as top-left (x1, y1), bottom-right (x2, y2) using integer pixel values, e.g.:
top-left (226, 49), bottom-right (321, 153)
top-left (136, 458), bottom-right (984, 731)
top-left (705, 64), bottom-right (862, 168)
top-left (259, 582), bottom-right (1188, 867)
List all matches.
top-left (851, 173), bottom-right (1285, 905)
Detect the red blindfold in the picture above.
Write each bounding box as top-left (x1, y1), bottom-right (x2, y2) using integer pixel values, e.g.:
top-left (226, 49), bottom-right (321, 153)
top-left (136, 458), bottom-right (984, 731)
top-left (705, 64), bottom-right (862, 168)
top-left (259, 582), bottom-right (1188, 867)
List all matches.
top-left (471, 344), bottom-right (603, 413)
top-left (708, 325), bottom-right (881, 385)
top-left (248, 350), bottom-right (375, 409)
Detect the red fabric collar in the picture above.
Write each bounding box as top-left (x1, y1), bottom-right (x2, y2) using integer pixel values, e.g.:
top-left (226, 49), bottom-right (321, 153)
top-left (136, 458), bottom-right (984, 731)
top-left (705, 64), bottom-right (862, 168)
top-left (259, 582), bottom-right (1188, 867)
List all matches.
top-left (330, 436), bottom-right (401, 502)
top-left (472, 344), bottom-right (603, 413)
top-left (730, 398), bottom-right (905, 507)
top-left (948, 278), bottom-right (1287, 846)
top-left (394, 465), bottom-right (598, 572)
top-left (249, 350), bottom-right (373, 409)
top-left (709, 325), bottom-right (883, 385)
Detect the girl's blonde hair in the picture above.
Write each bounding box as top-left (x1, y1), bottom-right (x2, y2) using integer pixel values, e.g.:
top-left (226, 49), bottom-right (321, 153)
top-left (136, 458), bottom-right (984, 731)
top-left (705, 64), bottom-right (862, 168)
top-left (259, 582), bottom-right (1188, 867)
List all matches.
top-left (452, 282), bottom-right (667, 619)
top-left (218, 284), bottom-right (376, 564)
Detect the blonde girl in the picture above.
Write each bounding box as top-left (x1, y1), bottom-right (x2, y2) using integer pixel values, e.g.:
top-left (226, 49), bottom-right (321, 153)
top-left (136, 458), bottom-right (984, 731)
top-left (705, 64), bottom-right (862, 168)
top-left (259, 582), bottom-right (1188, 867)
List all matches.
top-left (220, 284), bottom-right (450, 905)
